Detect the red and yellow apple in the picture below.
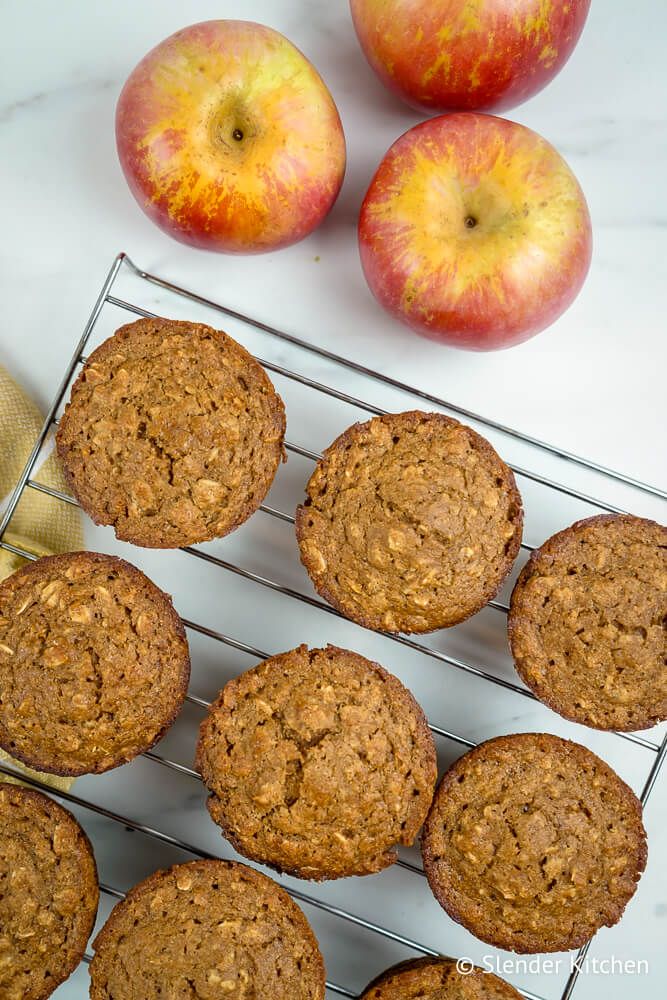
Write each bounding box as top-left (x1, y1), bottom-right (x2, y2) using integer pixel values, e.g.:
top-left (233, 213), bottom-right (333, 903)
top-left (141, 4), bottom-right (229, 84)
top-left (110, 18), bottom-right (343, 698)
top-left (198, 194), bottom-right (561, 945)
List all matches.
top-left (116, 20), bottom-right (346, 253)
top-left (350, 0), bottom-right (591, 113)
top-left (358, 113), bottom-right (592, 351)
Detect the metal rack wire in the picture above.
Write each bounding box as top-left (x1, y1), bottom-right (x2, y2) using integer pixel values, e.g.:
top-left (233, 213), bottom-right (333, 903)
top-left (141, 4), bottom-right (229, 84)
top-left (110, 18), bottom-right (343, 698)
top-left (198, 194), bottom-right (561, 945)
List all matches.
top-left (0, 252), bottom-right (665, 1000)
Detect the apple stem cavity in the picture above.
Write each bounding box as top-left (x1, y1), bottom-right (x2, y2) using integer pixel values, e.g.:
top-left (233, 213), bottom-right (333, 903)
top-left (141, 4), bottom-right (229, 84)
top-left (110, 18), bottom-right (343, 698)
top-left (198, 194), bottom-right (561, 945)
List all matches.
top-left (464, 215), bottom-right (478, 229)
top-left (232, 128), bottom-right (244, 142)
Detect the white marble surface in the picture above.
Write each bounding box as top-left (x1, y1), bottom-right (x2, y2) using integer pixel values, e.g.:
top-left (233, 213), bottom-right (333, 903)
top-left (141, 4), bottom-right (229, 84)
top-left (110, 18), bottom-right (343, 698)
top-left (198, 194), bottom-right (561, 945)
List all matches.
top-left (1, 2), bottom-right (666, 998)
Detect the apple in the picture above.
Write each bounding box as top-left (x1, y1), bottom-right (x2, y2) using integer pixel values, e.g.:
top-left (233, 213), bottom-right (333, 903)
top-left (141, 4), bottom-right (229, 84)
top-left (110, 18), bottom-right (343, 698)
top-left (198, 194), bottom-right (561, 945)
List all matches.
top-left (350, 0), bottom-right (591, 113)
top-left (116, 20), bottom-right (346, 253)
top-left (358, 113), bottom-right (592, 351)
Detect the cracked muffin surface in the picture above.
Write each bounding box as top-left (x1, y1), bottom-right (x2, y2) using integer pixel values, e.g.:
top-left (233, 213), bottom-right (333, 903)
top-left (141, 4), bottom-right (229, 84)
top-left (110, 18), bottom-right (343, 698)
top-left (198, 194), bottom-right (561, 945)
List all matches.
top-left (196, 644), bottom-right (437, 879)
top-left (509, 514), bottom-right (667, 731)
top-left (361, 956), bottom-right (523, 999)
top-left (296, 411), bottom-right (523, 633)
top-left (56, 317), bottom-right (286, 548)
top-left (0, 551), bottom-right (190, 775)
top-left (89, 859), bottom-right (325, 1000)
top-left (422, 733), bottom-right (647, 953)
top-left (0, 782), bottom-right (99, 1000)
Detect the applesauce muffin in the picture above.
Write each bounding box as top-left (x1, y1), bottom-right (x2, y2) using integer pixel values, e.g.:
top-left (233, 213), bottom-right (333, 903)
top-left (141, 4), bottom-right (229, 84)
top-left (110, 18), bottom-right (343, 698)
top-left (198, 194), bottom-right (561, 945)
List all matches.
top-left (56, 317), bottom-right (286, 548)
top-left (361, 957), bottom-right (523, 999)
top-left (422, 733), bottom-right (647, 953)
top-left (0, 782), bottom-right (99, 1000)
top-left (296, 411), bottom-right (523, 633)
top-left (0, 551), bottom-right (190, 775)
top-left (509, 514), bottom-right (667, 731)
top-left (89, 859), bottom-right (325, 1000)
top-left (196, 644), bottom-right (437, 879)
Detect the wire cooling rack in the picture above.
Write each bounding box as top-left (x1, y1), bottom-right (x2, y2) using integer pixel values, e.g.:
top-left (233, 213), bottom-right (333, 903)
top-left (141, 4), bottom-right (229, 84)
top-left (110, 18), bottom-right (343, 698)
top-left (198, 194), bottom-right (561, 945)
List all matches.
top-left (1, 252), bottom-right (666, 1000)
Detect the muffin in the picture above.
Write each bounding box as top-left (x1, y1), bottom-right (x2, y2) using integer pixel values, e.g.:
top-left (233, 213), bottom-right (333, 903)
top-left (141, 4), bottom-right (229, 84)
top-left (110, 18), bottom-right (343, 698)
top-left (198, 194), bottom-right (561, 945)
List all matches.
top-left (56, 317), bottom-right (286, 548)
top-left (361, 957), bottom-right (523, 999)
top-left (509, 514), bottom-right (667, 731)
top-left (422, 733), bottom-right (647, 953)
top-left (296, 411), bottom-right (523, 633)
top-left (0, 551), bottom-right (190, 775)
top-left (0, 782), bottom-right (99, 1000)
top-left (89, 859), bottom-right (325, 999)
top-left (196, 644), bottom-right (437, 879)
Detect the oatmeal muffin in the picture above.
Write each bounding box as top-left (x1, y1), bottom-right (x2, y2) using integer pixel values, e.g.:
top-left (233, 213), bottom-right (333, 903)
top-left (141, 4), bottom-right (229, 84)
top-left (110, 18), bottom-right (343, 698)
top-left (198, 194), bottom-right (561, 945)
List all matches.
top-left (89, 859), bottom-right (325, 999)
top-left (0, 551), bottom-right (190, 775)
top-left (509, 514), bottom-right (667, 731)
top-left (422, 733), bottom-right (647, 953)
top-left (361, 957), bottom-right (523, 999)
top-left (56, 317), bottom-right (286, 548)
top-left (0, 782), bottom-right (99, 1000)
top-left (196, 644), bottom-right (437, 879)
top-left (296, 411), bottom-right (523, 633)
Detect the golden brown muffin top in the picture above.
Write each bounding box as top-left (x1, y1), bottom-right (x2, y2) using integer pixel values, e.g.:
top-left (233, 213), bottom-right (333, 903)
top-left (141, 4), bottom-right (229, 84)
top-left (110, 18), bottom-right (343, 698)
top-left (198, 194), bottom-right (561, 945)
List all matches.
top-left (422, 733), bottom-right (647, 953)
top-left (0, 782), bottom-right (99, 1000)
top-left (361, 957), bottom-right (523, 999)
top-left (0, 551), bottom-right (190, 775)
top-left (196, 644), bottom-right (437, 880)
top-left (89, 859), bottom-right (325, 1000)
top-left (509, 514), bottom-right (667, 731)
top-left (56, 317), bottom-right (285, 548)
top-left (296, 411), bottom-right (522, 633)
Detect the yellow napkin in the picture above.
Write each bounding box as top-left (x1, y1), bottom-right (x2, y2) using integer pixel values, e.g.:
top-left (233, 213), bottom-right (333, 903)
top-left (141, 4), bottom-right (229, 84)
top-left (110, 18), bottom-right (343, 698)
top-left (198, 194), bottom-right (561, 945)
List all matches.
top-left (0, 363), bottom-right (84, 791)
